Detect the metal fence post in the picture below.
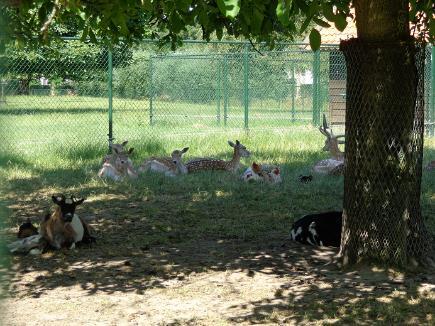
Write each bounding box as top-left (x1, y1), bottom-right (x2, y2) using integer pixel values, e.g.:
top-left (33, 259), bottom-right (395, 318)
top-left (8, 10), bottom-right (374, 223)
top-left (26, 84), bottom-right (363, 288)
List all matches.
top-left (216, 59), bottom-right (221, 125)
top-left (223, 55), bottom-right (228, 127)
top-left (107, 48), bottom-right (113, 151)
top-left (291, 64), bottom-right (295, 122)
top-left (149, 56), bottom-right (154, 126)
top-left (312, 49), bottom-right (321, 126)
top-left (243, 43), bottom-right (249, 129)
top-left (430, 45), bottom-right (435, 136)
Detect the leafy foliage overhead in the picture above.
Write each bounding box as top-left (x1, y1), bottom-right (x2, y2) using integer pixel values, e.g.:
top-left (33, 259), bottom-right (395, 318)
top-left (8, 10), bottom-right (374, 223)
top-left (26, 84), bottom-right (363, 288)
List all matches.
top-left (1, 0), bottom-right (434, 51)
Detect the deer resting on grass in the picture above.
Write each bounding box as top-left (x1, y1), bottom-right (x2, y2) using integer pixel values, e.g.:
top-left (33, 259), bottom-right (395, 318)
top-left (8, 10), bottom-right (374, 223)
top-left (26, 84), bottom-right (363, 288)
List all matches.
top-left (313, 114), bottom-right (345, 176)
top-left (98, 146), bottom-right (138, 181)
top-left (186, 140), bottom-right (250, 173)
top-left (138, 147), bottom-right (189, 177)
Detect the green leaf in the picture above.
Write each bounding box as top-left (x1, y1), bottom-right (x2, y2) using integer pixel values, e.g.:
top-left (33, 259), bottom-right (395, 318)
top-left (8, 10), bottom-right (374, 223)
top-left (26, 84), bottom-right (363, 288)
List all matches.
top-left (141, 0), bottom-right (153, 11)
top-left (276, 0), bottom-right (292, 26)
top-left (313, 17), bottom-right (330, 28)
top-left (300, 15), bottom-right (312, 33)
top-left (216, 0), bottom-right (241, 18)
top-left (334, 14), bottom-right (347, 32)
top-left (430, 18), bottom-right (435, 40)
top-left (322, 3), bottom-right (335, 22)
top-left (309, 28), bottom-right (321, 51)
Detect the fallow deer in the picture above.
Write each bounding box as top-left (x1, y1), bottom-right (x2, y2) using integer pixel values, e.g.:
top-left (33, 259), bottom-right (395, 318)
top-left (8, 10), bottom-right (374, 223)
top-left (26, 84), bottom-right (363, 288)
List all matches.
top-left (40, 195), bottom-right (95, 250)
top-left (98, 147), bottom-right (138, 181)
top-left (138, 147), bottom-right (189, 177)
top-left (313, 114), bottom-right (345, 175)
top-left (186, 140), bottom-right (250, 173)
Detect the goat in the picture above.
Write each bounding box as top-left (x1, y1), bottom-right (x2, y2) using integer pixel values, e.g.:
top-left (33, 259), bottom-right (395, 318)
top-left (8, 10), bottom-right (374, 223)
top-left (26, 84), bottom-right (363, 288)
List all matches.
top-left (289, 211), bottom-right (342, 247)
top-left (40, 195), bottom-right (95, 250)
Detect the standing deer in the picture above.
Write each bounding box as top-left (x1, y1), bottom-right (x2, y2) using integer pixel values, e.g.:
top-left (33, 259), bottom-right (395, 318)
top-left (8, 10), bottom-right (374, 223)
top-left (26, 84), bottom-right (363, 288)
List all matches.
top-left (313, 114), bottom-right (345, 175)
top-left (138, 147), bottom-right (189, 177)
top-left (186, 140), bottom-right (250, 173)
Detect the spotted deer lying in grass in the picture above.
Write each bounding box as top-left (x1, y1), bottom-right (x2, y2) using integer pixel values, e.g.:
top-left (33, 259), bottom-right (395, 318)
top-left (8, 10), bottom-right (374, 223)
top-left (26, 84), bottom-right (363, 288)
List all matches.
top-left (242, 162), bottom-right (282, 183)
top-left (186, 140), bottom-right (250, 173)
top-left (313, 114), bottom-right (345, 176)
top-left (138, 147), bottom-right (189, 177)
top-left (40, 195), bottom-right (95, 250)
top-left (98, 146), bottom-right (138, 181)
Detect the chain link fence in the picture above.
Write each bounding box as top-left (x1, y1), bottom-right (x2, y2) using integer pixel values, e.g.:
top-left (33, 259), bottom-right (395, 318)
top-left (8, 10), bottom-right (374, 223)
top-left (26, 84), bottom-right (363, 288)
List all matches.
top-left (0, 39), bottom-right (433, 154)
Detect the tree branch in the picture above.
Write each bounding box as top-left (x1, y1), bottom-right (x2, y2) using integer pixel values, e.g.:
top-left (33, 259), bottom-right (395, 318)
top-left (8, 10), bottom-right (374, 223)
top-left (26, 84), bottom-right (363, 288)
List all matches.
top-left (40, 0), bottom-right (61, 40)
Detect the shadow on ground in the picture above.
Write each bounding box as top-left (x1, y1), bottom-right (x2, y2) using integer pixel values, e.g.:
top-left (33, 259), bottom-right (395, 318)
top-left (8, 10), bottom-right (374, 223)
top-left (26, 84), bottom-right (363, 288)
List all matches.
top-left (1, 146), bottom-right (434, 324)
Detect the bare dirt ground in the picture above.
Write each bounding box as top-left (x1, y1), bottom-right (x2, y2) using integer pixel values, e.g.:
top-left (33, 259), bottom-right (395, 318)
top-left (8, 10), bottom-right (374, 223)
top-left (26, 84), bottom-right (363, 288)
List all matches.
top-left (2, 238), bottom-right (435, 325)
top-left (1, 189), bottom-right (434, 325)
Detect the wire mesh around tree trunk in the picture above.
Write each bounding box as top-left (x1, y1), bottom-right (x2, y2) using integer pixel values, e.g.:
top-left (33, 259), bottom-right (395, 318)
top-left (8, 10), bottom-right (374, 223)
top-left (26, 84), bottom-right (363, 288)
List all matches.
top-left (339, 38), bottom-right (433, 267)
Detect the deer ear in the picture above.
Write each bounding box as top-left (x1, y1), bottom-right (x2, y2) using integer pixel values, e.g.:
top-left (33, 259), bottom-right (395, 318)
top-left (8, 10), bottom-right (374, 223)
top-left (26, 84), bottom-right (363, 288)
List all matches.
top-left (128, 148), bottom-right (134, 154)
top-left (228, 140), bottom-right (235, 147)
top-left (236, 140), bottom-right (240, 145)
top-left (182, 147), bottom-right (189, 153)
top-left (121, 140), bottom-right (128, 147)
top-left (113, 147), bottom-right (120, 154)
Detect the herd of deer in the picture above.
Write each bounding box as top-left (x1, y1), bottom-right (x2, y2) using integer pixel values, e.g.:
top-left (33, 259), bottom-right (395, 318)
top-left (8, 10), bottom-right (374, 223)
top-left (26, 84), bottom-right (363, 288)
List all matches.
top-left (8, 115), bottom-right (433, 253)
top-left (98, 139), bottom-right (286, 183)
top-left (98, 115), bottom-right (346, 184)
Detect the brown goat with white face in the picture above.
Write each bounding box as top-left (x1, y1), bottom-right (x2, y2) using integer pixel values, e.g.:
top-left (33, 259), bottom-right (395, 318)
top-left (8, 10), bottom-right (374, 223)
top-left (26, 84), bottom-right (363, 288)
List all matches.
top-left (40, 195), bottom-right (95, 250)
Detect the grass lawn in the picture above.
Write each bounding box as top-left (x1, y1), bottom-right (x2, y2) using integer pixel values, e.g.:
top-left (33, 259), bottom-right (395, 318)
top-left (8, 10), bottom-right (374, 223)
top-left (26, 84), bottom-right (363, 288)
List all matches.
top-left (0, 95), bottom-right (434, 325)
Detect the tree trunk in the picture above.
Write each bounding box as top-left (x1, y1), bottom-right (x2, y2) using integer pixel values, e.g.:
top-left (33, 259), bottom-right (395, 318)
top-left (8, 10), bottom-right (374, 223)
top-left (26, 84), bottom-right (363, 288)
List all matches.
top-left (339, 0), bottom-right (433, 267)
top-left (18, 74), bottom-right (30, 95)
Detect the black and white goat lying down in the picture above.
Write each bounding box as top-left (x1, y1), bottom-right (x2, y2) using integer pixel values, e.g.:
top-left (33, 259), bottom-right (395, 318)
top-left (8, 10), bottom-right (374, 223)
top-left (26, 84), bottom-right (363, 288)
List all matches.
top-left (289, 211), bottom-right (342, 247)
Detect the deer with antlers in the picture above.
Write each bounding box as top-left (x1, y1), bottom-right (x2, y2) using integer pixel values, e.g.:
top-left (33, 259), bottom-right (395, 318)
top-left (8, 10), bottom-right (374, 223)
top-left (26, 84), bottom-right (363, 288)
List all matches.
top-left (138, 147), bottom-right (189, 177)
top-left (186, 140), bottom-right (251, 173)
top-left (313, 114), bottom-right (345, 175)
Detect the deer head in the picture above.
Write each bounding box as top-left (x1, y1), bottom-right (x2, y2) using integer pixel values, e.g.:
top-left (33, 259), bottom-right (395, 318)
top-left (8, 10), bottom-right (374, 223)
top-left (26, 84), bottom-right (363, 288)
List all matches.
top-left (228, 140), bottom-right (250, 158)
top-left (109, 140), bottom-right (133, 155)
top-left (319, 114), bottom-right (345, 160)
top-left (171, 147), bottom-right (189, 174)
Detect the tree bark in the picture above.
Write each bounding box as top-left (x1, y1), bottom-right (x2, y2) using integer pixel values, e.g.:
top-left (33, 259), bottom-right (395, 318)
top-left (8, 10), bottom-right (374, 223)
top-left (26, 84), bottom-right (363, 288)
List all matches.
top-left (339, 0), bottom-right (432, 267)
